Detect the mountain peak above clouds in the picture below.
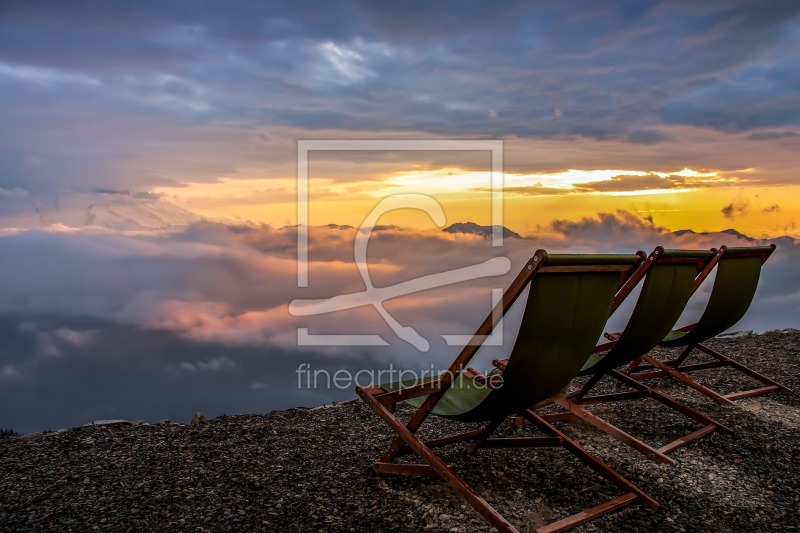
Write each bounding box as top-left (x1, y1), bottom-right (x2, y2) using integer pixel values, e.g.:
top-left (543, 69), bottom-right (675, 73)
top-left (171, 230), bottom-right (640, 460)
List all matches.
top-left (669, 228), bottom-right (798, 248)
top-left (443, 221), bottom-right (522, 239)
top-left (720, 228), bottom-right (754, 241)
top-left (671, 228), bottom-right (762, 243)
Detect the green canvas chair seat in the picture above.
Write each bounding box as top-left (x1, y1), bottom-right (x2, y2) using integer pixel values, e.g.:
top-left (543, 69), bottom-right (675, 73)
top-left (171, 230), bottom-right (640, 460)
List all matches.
top-left (380, 373), bottom-right (489, 418)
top-left (503, 247), bottom-right (731, 464)
top-left (357, 250), bottom-right (658, 533)
top-left (380, 265), bottom-right (626, 422)
top-left (625, 244), bottom-right (792, 405)
top-left (660, 247), bottom-right (770, 347)
top-left (579, 249), bottom-right (702, 375)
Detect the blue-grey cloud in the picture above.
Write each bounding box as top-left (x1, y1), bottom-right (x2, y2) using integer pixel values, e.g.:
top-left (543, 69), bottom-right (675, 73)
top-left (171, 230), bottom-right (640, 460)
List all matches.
top-left (1, 1), bottom-right (800, 191)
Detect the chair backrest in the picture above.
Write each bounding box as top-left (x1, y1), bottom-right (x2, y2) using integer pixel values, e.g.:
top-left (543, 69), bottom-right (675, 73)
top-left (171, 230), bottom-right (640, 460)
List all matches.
top-left (662, 244), bottom-right (775, 347)
top-left (467, 252), bottom-right (642, 419)
top-left (587, 248), bottom-right (714, 373)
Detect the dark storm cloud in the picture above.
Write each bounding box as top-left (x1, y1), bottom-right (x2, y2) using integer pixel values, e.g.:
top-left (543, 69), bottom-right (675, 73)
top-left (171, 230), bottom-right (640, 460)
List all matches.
top-left (2, 1), bottom-right (800, 191)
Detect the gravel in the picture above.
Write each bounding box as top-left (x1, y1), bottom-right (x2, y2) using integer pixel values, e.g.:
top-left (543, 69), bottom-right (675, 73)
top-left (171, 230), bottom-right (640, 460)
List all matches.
top-left (1, 330), bottom-right (799, 532)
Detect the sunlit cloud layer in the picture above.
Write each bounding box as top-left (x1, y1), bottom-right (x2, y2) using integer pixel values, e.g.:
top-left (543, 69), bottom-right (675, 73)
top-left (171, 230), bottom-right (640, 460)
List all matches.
top-left (1, 2), bottom-right (800, 431)
top-left (1, 211), bottom-right (798, 431)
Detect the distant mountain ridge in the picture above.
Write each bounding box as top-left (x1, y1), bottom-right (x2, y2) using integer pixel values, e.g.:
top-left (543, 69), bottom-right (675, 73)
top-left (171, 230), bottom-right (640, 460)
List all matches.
top-left (671, 228), bottom-right (754, 241)
top-left (443, 222), bottom-right (522, 239)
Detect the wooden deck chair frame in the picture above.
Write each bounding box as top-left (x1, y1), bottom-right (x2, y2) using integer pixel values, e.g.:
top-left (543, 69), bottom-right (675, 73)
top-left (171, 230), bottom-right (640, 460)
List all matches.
top-left (623, 244), bottom-right (793, 406)
top-left (500, 247), bottom-right (732, 465)
top-left (357, 250), bottom-right (658, 533)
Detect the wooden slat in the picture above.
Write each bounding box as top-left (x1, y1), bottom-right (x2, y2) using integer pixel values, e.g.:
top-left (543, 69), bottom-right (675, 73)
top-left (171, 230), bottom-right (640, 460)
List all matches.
top-left (376, 380), bottom-right (442, 404)
top-left (357, 386), bottom-right (518, 533)
top-left (521, 410), bottom-right (659, 511)
top-left (421, 428), bottom-right (489, 449)
top-left (539, 412), bottom-right (581, 423)
top-left (540, 264), bottom-right (635, 272)
top-left (552, 396), bottom-right (675, 465)
top-left (657, 425), bottom-right (716, 455)
top-left (480, 437), bottom-right (563, 448)
top-left (671, 360), bottom-right (727, 372)
top-left (640, 355), bottom-right (735, 406)
top-left (374, 462), bottom-right (442, 477)
top-left (619, 370), bottom-right (664, 381)
top-left (535, 493), bottom-right (639, 533)
top-left (381, 251), bottom-right (547, 463)
top-left (577, 390), bottom-right (650, 405)
top-left (695, 343), bottom-right (794, 394)
top-left (609, 369), bottom-right (733, 434)
top-left (724, 386), bottom-right (781, 400)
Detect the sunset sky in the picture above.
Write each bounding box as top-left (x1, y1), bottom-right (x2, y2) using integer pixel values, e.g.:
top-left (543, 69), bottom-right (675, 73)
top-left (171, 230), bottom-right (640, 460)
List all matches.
top-left (1, 1), bottom-right (799, 431)
top-left (2, 1), bottom-right (799, 235)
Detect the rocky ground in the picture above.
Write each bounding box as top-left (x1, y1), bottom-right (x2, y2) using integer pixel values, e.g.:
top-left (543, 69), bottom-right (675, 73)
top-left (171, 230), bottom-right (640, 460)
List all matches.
top-left (1, 330), bottom-right (799, 532)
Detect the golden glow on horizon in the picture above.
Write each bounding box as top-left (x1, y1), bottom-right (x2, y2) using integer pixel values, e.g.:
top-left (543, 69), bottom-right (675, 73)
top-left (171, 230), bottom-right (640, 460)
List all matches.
top-left (518, 168), bottom-right (653, 187)
top-left (382, 168), bottom-right (492, 193)
top-left (599, 188), bottom-right (695, 196)
top-left (374, 167), bottom-right (741, 198)
top-left (151, 166), bottom-right (796, 238)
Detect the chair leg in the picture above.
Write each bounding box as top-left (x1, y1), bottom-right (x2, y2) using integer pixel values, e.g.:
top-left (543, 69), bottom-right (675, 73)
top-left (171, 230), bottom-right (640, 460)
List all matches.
top-left (357, 386), bottom-right (518, 533)
top-left (520, 409), bottom-right (659, 511)
top-left (614, 356), bottom-right (649, 388)
top-left (554, 370), bottom-right (731, 458)
top-left (670, 344), bottom-right (697, 367)
top-left (358, 385), bottom-right (657, 533)
top-left (639, 354), bottom-right (736, 406)
top-left (567, 372), bottom-right (604, 401)
top-left (628, 342), bottom-right (793, 402)
top-left (550, 396), bottom-right (676, 465)
top-left (624, 344), bottom-right (696, 377)
top-left (466, 417), bottom-right (506, 454)
top-left (609, 370), bottom-right (731, 431)
top-left (693, 343), bottom-right (795, 398)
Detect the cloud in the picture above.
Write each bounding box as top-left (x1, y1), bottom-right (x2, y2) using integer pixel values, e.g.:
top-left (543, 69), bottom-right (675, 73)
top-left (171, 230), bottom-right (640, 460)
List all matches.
top-left (2, 0), bottom-right (800, 430)
top-left (496, 184), bottom-right (575, 196)
top-left (1, 365), bottom-right (20, 380)
top-left (574, 173), bottom-right (691, 193)
top-left (0, 314), bottom-right (392, 433)
top-left (2, 3), bottom-right (800, 192)
top-left (546, 210), bottom-right (668, 248)
top-left (0, 211), bottom-right (798, 432)
top-left (749, 130), bottom-right (798, 141)
top-left (197, 357), bottom-right (238, 371)
top-left (721, 199), bottom-right (749, 218)
top-left (0, 187), bottom-right (30, 199)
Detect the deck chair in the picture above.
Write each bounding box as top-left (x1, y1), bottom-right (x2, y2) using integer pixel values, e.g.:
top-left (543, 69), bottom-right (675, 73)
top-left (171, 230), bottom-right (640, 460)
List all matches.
top-left (499, 248), bottom-right (732, 464)
top-left (357, 251), bottom-right (658, 533)
top-left (624, 244), bottom-right (793, 406)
